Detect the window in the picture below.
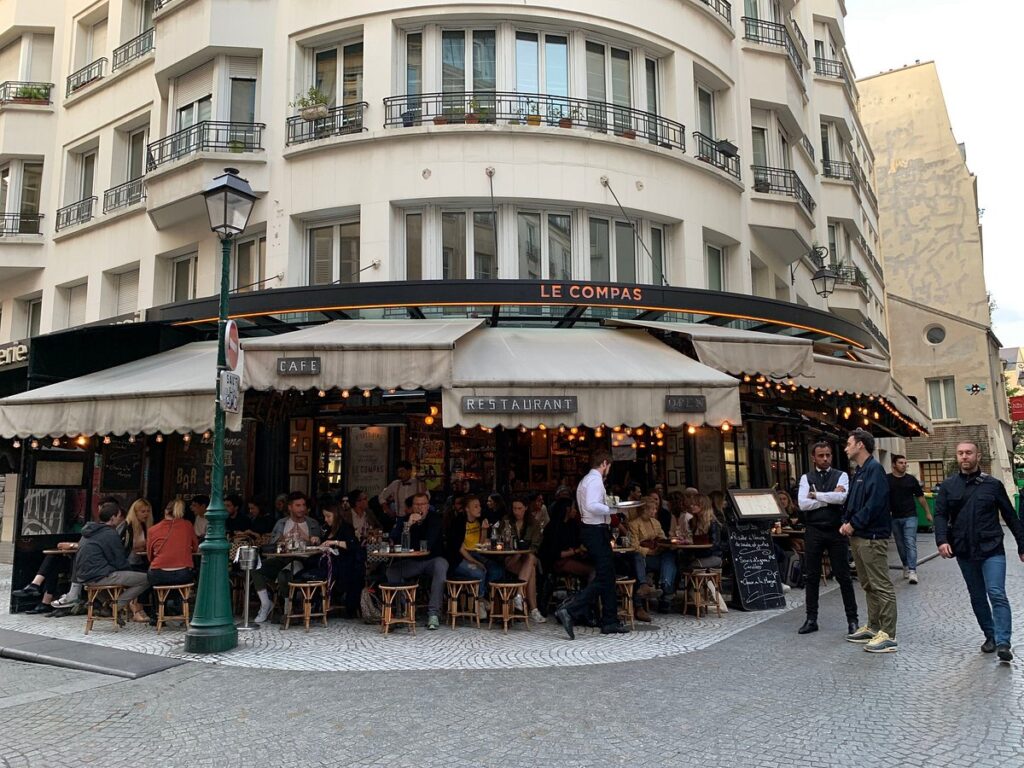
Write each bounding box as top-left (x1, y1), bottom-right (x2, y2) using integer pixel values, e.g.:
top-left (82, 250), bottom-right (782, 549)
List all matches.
top-left (172, 254), bottom-right (198, 302)
top-left (778, 131), bottom-right (790, 170)
top-left (589, 218), bottom-right (610, 281)
top-left (308, 221), bottom-right (360, 285)
top-left (314, 42), bottom-right (363, 106)
top-left (140, 0), bottom-right (155, 32)
top-left (177, 96), bottom-right (211, 131)
top-left (827, 223), bottom-right (839, 263)
top-left (919, 460), bottom-right (944, 491)
top-left (706, 244), bottom-right (724, 291)
top-left (515, 211), bottom-right (574, 280)
top-left (405, 212), bottom-right (423, 280)
top-left (723, 427), bottom-right (750, 488)
top-left (696, 86), bottom-right (715, 137)
top-left (820, 122), bottom-right (832, 163)
top-left (650, 226), bottom-right (665, 286)
top-left (0, 166), bottom-right (8, 213)
top-left (439, 210), bottom-right (496, 280)
top-left (79, 151), bottom-right (96, 200)
top-left (927, 376), bottom-right (958, 420)
top-left (406, 33), bottom-right (422, 98)
top-left (230, 78), bottom-right (256, 123)
top-left (127, 129), bottom-right (146, 180)
top-left (925, 325), bottom-right (946, 345)
top-left (114, 269), bottom-right (139, 316)
top-left (19, 162), bottom-right (42, 232)
top-left (751, 127), bottom-right (768, 166)
top-left (64, 283), bottom-right (87, 328)
top-left (515, 32), bottom-right (569, 98)
top-left (442, 29), bottom-right (495, 94)
top-left (234, 236), bottom-right (266, 292)
top-left (25, 298), bottom-right (42, 337)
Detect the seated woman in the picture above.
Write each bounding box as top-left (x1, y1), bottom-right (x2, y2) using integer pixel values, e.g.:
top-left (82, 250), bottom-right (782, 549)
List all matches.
top-left (146, 500), bottom-right (199, 618)
top-left (444, 494), bottom-right (505, 621)
top-left (485, 493), bottom-right (508, 526)
top-left (313, 504), bottom-right (366, 619)
top-left (528, 492), bottom-right (550, 530)
top-left (122, 499), bottom-right (153, 571)
top-left (680, 494), bottom-right (724, 572)
top-left (664, 492), bottom-right (693, 542)
top-left (496, 495), bottom-right (546, 623)
top-left (776, 490), bottom-right (801, 529)
top-left (547, 501), bottom-right (593, 582)
top-left (628, 495), bottom-right (678, 617)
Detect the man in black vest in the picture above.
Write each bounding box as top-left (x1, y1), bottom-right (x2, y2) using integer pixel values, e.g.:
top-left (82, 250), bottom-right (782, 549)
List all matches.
top-left (796, 441), bottom-right (859, 635)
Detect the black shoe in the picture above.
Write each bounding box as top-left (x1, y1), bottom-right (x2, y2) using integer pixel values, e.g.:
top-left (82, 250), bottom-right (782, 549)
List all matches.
top-left (554, 608), bottom-right (575, 641)
top-left (797, 619), bottom-right (819, 635)
top-left (28, 602), bottom-right (53, 614)
top-left (600, 623), bottom-right (631, 635)
top-left (13, 583), bottom-right (42, 597)
top-left (847, 621), bottom-right (858, 636)
top-left (997, 644), bottom-right (1013, 662)
top-left (981, 637), bottom-right (997, 654)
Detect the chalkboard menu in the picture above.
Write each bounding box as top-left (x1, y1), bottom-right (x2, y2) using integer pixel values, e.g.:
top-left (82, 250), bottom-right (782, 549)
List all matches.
top-left (727, 521), bottom-right (786, 611)
top-left (164, 426), bottom-right (252, 501)
top-left (100, 438), bottom-right (144, 492)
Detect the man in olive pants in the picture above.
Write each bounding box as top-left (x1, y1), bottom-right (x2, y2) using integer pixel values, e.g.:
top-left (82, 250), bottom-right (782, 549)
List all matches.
top-left (840, 429), bottom-right (898, 653)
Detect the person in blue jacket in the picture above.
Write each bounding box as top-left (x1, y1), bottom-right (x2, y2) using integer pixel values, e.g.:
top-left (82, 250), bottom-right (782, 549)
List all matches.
top-left (840, 429), bottom-right (897, 653)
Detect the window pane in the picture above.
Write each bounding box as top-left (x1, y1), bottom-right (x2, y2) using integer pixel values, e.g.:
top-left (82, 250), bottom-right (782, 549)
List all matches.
top-left (744, 0), bottom-right (759, 19)
top-left (706, 245), bottom-right (723, 291)
top-left (442, 31), bottom-right (466, 93)
top-left (820, 123), bottom-right (831, 162)
top-left (828, 224), bottom-right (838, 262)
top-left (586, 42), bottom-right (606, 101)
top-left (472, 30), bottom-right (496, 91)
top-left (315, 50), bottom-right (337, 106)
top-left (518, 212), bottom-right (542, 279)
top-left (19, 163), bottom-right (42, 231)
top-left (589, 218), bottom-right (610, 282)
top-left (442, 212), bottom-right (466, 280)
top-left (698, 88), bottom-right (714, 136)
top-left (197, 96), bottom-right (212, 122)
top-left (0, 167), bottom-right (9, 213)
top-left (548, 214), bottom-right (572, 280)
top-left (615, 221), bottom-right (636, 283)
top-left (128, 131), bottom-right (146, 180)
top-left (473, 211), bottom-right (496, 279)
top-left (943, 378), bottom-right (958, 419)
top-left (651, 227), bottom-right (664, 285)
top-left (173, 259), bottom-right (192, 301)
top-left (81, 153), bottom-right (96, 198)
top-left (230, 78), bottom-right (256, 123)
top-left (545, 36), bottom-right (568, 97)
top-left (28, 301), bottom-right (41, 337)
top-left (309, 226), bottom-right (333, 285)
top-left (339, 222), bottom-right (360, 283)
top-left (516, 32), bottom-right (539, 93)
top-left (751, 127), bottom-right (768, 166)
top-left (406, 34), bottom-right (422, 96)
top-left (646, 59), bottom-right (658, 114)
top-left (928, 379), bottom-right (943, 420)
top-left (611, 48), bottom-right (631, 107)
top-left (406, 213), bottom-right (422, 280)
top-left (236, 240), bottom-right (253, 290)
top-left (343, 43), bottom-right (363, 104)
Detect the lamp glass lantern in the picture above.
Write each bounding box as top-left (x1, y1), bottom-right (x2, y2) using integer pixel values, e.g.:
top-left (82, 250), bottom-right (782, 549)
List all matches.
top-left (811, 265), bottom-right (838, 298)
top-left (203, 167), bottom-right (256, 238)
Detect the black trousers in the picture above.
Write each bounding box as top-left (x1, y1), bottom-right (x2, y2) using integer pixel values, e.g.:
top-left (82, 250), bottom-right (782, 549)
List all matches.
top-left (804, 525), bottom-right (858, 622)
top-left (564, 524), bottom-right (618, 628)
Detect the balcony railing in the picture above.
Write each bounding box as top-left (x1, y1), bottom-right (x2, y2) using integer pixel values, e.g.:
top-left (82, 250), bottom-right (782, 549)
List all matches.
top-left (789, 17), bottom-right (809, 56)
top-left (857, 235), bottom-right (883, 281)
top-left (155, 0), bottom-right (174, 8)
top-left (864, 318), bottom-right (890, 353)
top-left (383, 91), bottom-right (687, 152)
top-left (751, 165), bottom-right (816, 215)
top-left (800, 135), bottom-right (815, 162)
top-left (103, 177), bottom-right (146, 213)
top-left (286, 101), bottom-right (368, 146)
top-left (692, 132), bottom-right (741, 179)
top-left (814, 57), bottom-right (845, 80)
top-left (0, 212), bottom-right (43, 236)
top-left (698, 0), bottom-right (732, 23)
top-left (55, 197), bottom-right (97, 231)
top-left (742, 18), bottom-right (804, 75)
top-left (112, 28), bottom-right (155, 71)
top-left (66, 59), bottom-right (107, 97)
top-left (146, 121), bottom-right (266, 170)
top-left (822, 159), bottom-right (853, 180)
top-left (0, 81), bottom-right (53, 104)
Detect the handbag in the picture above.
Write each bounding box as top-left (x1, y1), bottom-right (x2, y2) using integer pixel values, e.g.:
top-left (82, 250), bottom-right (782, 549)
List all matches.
top-left (359, 586), bottom-right (383, 624)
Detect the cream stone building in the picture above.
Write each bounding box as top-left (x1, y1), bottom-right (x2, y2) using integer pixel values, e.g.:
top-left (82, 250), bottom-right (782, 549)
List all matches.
top-left (860, 61), bottom-right (1013, 490)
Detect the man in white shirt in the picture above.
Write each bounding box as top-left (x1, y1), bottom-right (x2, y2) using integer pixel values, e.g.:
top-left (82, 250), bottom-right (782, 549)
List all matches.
top-left (795, 441), bottom-right (859, 636)
top-left (378, 461), bottom-right (426, 523)
top-left (554, 449), bottom-right (630, 639)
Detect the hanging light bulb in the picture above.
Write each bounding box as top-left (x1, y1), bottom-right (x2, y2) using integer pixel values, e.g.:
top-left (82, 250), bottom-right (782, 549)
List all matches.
top-left (424, 415), bottom-right (435, 426)
top-left (362, 389), bottom-right (371, 398)
top-left (128, 435), bottom-right (136, 444)
top-left (519, 426), bottom-right (528, 433)
top-left (76, 435), bottom-right (88, 447)
top-left (341, 389), bottom-right (350, 398)
top-left (570, 427), bottom-right (579, 435)
top-left (460, 428), bottom-right (468, 436)
top-left (30, 440), bottom-right (39, 449)
top-left (538, 423), bottom-right (547, 431)
top-left (317, 390), bottom-right (326, 398)
top-left (687, 425), bottom-right (696, 435)
top-left (721, 421), bottom-right (732, 433)
top-left (183, 434), bottom-right (191, 443)
top-left (657, 439), bottom-right (664, 447)
top-left (635, 427), bottom-right (644, 436)
top-left (319, 425), bottom-right (327, 434)
top-left (155, 434), bottom-right (164, 443)
top-left (429, 405), bottom-right (439, 416)
top-left (558, 426), bottom-right (566, 434)
top-left (12, 439), bottom-right (21, 448)
top-left (52, 437), bottom-right (61, 446)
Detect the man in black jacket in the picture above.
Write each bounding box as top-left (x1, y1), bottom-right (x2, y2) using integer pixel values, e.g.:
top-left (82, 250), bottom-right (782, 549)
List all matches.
top-left (840, 429), bottom-right (897, 653)
top-left (387, 492), bottom-right (448, 630)
top-left (935, 440), bottom-right (1024, 662)
top-left (74, 502), bottom-right (149, 616)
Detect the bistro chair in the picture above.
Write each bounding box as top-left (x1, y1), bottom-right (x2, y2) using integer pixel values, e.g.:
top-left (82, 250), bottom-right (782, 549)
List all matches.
top-left (283, 580), bottom-right (329, 632)
top-left (84, 584), bottom-right (125, 634)
top-left (445, 579), bottom-right (482, 629)
top-left (488, 580), bottom-right (530, 633)
top-left (152, 583), bottom-right (194, 633)
top-left (379, 582), bottom-right (418, 635)
top-left (683, 569), bottom-right (724, 619)
top-left (615, 577), bottom-right (637, 630)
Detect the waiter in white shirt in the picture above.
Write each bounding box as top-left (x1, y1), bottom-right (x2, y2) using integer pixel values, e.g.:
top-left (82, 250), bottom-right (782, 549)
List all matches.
top-left (378, 461), bottom-right (427, 523)
top-left (554, 449), bottom-right (630, 639)
top-left (795, 441), bottom-right (860, 636)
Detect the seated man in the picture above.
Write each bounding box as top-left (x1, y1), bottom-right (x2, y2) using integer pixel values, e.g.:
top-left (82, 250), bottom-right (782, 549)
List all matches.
top-left (74, 501), bottom-right (150, 623)
top-left (254, 491), bottom-right (323, 624)
top-left (13, 542), bottom-right (80, 614)
top-left (386, 492), bottom-right (448, 630)
top-left (628, 495), bottom-right (677, 617)
top-left (224, 493), bottom-right (250, 537)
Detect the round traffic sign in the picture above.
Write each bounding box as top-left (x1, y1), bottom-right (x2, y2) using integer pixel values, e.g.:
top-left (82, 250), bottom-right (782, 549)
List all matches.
top-left (225, 320), bottom-right (240, 371)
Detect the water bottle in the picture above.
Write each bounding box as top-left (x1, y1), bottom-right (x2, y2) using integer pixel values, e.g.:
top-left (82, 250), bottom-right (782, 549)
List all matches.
top-left (490, 522), bottom-right (499, 550)
top-left (401, 522), bottom-right (411, 553)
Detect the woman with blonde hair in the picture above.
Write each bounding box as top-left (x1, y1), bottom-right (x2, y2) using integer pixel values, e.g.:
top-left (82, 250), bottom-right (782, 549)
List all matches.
top-left (123, 499), bottom-right (153, 568)
top-left (684, 494), bottom-right (723, 570)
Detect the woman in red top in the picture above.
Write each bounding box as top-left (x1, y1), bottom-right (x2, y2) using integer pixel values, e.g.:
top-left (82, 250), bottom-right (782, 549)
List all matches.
top-left (146, 500), bottom-right (199, 587)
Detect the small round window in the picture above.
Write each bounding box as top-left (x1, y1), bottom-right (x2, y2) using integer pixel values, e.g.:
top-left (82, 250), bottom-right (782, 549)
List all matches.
top-left (925, 325), bottom-right (946, 344)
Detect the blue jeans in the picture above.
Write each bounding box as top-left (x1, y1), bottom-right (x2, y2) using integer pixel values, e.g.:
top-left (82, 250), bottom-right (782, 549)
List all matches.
top-left (452, 558), bottom-right (505, 598)
top-left (891, 516), bottom-right (918, 570)
top-left (957, 555), bottom-right (1011, 646)
top-left (632, 553), bottom-right (678, 597)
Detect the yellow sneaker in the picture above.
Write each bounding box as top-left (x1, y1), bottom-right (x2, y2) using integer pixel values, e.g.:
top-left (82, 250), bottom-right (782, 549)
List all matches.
top-left (846, 625), bottom-right (876, 643)
top-left (864, 631), bottom-right (898, 653)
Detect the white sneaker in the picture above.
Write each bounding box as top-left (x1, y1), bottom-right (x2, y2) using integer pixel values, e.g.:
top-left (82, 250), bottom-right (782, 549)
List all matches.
top-left (513, 594), bottom-right (525, 612)
top-left (781, 583), bottom-right (791, 593)
top-left (254, 603), bottom-right (272, 624)
top-left (908, 571), bottom-right (918, 585)
top-left (529, 608), bottom-right (547, 623)
top-left (51, 595), bottom-right (81, 609)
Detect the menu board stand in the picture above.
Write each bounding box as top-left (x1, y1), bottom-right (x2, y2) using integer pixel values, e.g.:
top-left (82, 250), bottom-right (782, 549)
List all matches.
top-left (725, 489), bottom-right (786, 611)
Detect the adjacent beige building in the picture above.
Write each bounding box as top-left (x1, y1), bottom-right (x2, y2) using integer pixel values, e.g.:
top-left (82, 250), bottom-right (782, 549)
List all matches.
top-left (860, 62), bottom-right (1013, 490)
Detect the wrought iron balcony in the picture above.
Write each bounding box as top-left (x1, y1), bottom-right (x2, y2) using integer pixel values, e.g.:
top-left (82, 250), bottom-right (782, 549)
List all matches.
top-left (789, 17), bottom-right (808, 56)
top-left (0, 81), bottom-right (53, 104)
top-left (822, 159), bottom-right (853, 180)
top-left (741, 18), bottom-right (804, 75)
top-left (834, 264), bottom-right (869, 290)
top-left (857, 235), bottom-right (883, 281)
top-left (814, 57), bottom-right (845, 79)
top-left (103, 178), bottom-right (146, 213)
top-left (800, 135), bottom-right (815, 162)
top-left (751, 165), bottom-right (815, 215)
top-left (146, 121), bottom-right (266, 170)
top-left (55, 197), bottom-right (97, 231)
top-left (698, 0), bottom-right (732, 23)
top-left (864, 318), bottom-right (890, 352)
top-left (383, 91), bottom-right (687, 153)
top-left (692, 132), bottom-right (741, 179)
top-left (285, 101), bottom-right (368, 146)
top-left (0, 212), bottom-right (43, 236)
top-left (66, 59), bottom-right (107, 97)
top-left (112, 28), bottom-right (155, 71)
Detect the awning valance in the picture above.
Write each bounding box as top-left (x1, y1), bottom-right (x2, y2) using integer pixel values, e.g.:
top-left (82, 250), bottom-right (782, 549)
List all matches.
top-left (241, 319), bottom-right (484, 391)
top-left (441, 327), bottom-right (741, 428)
top-left (0, 341), bottom-right (240, 438)
top-left (606, 319), bottom-right (815, 378)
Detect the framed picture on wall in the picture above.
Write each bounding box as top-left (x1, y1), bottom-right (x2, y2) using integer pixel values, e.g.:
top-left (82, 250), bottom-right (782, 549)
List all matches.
top-left (672, 452), bottom-right (686, 469)
top-left (291, 455), bottom-right (309, 473)
top-left (667, 470), bottom-right (678, 486)
top-left (667, 435), bottom-right (678, 453)
top-left (294, 419), bottom-right (309, 433)
top-left (301, 437), bottom-right (311, 452)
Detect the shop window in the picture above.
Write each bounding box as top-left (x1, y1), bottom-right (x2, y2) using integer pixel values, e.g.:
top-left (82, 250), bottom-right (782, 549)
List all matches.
top-left (919, 460), bottom-right (944, 491)
top-left (308, 220), bottom-right (360, 285)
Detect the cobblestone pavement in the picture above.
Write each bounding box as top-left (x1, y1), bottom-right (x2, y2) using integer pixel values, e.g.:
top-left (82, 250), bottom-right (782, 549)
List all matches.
top-left (3, 538), bottom-right (1023, 768)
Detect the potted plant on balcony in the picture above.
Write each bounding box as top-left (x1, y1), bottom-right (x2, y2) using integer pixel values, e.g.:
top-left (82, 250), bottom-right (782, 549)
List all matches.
top-left (464, 98), bottom-right (481, 124)
top-left (715, 138), bottom-right (739, 158)
top-left (526, 101), bottom-right (542, 126)
top-left (753, 172), bottom-right (772, 193)
top-left (12, 85), bottom-right (48, 104)
top-left (290, 87), bottom-right (330, 121)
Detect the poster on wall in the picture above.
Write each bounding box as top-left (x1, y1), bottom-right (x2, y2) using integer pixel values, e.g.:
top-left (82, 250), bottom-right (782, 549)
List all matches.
top-left (695, 429), bottom-right (724, 493)
top-left (346, 427), bottom-right (389, 494)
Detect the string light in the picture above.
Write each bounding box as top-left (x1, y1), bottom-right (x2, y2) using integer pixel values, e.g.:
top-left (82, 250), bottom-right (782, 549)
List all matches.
top-left (569, 427), bottom-right (579, 435)
top-left (424, 415), bottom-right (434, 425)
top-left (538, 423), bottom-right (547, 431)
top-left (128, 435), bottom-right (136, 444)
top-left (183, 434), bottom-right (191, 443)
top-left (12, 440), bottom-right (20, 448)
top-left (30, 440), bottom-right (39, 449)
top-left (429, 405), bottom-right (439, 416)
top-left (102, 436), bottom-right (111, 445)
top-left (362, 389), bottom-right (371, 398)
top-left (460, 428), bottom-right (468, 436)
top-left (687, 425), bottom-right (696, 435)
top-left (53, 438), bottom-right (61, 446)
top-left (341, 389), bottom-right (350, 398)
top-left (317, 390), bottom-right (326, 398)
top-left (721, 421), bottom-right (732, 432)
top-left (155, 434), bottom-right (164, 443)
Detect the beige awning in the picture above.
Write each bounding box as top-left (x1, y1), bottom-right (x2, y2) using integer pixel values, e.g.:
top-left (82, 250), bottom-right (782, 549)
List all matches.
top-left (441, 327), bottom-right (741, 428)
top-left (241, 319), bottom-right (484, 391)
top-left (0, 341), bottom-right (241, 438)
top-left (606, 318), bottom-right (815, 378)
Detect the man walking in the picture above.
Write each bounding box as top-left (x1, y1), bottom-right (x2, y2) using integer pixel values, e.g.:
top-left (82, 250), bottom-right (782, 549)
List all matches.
top-left (796, 441), bottom-right (859, 636)
top-left (554, 449), bottom-right (630, 639)
top-left (934, 440), bottom-right (1024, 662)
top-left (840, 429), bottom-right (897, 653)
top-left (888, 454), bottom-right (931, 584)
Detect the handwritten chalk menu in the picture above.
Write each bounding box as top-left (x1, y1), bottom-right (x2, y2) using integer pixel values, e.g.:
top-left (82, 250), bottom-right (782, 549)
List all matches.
top-left (346, 426), bottom-right (389, 493)
top-left (727, 522), bottom-right (786, 611)
top-left (100, 438), bottom-right (144, 492)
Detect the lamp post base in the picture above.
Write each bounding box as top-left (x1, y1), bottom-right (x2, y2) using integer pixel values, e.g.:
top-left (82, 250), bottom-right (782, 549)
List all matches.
top-left (184, 624), bottom-right (239, 654)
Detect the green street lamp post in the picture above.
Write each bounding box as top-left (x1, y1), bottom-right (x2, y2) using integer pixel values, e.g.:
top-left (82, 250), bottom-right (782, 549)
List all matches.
top-left (184, 167), bottom-right (257, 654)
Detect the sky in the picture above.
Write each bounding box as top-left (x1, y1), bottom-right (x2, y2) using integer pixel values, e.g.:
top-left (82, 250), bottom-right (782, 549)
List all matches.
top-left (845, 0), bottom-right (1024, 347)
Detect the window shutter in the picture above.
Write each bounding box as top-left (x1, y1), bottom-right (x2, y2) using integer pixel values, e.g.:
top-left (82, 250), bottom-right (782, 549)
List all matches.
top-left (228, 57), bottom-right (258, 79)
top-left (67, 284), bottom-right (87, 327)
top-left (29, 35), bottom-right (53, 81)
top-left (116, 270), bottom-right (139, 315)
top-left (174, 61), bottom-right (214, 110)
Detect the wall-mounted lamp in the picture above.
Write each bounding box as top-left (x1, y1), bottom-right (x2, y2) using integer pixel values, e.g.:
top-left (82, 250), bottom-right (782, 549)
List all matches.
top-left (790, 245), bottom-right (837, 298)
